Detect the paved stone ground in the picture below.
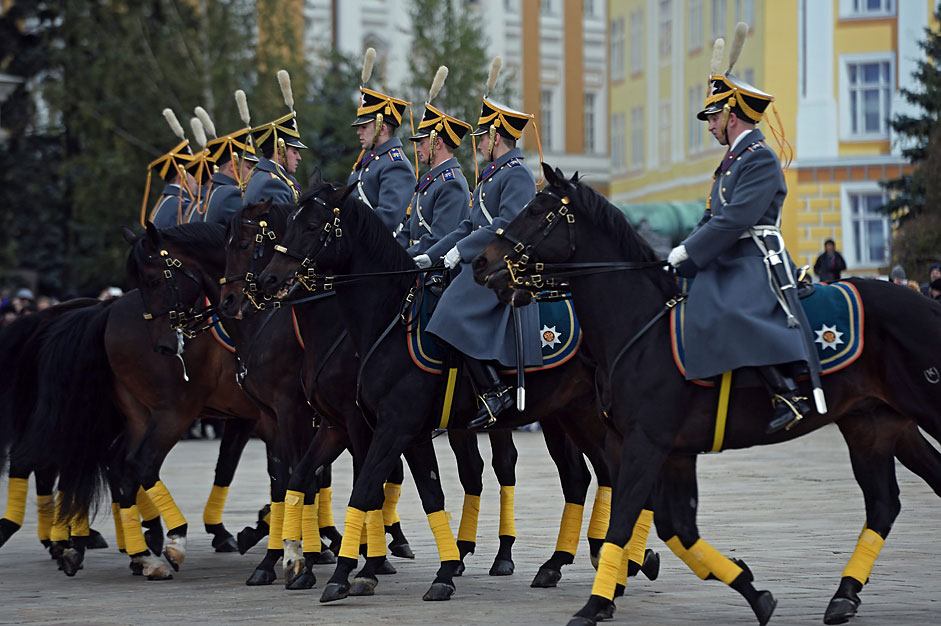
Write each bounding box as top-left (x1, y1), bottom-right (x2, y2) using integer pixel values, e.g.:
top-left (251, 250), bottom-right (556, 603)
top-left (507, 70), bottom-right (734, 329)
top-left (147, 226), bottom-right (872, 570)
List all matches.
top-left (1, 424), bottom-right (938, 625)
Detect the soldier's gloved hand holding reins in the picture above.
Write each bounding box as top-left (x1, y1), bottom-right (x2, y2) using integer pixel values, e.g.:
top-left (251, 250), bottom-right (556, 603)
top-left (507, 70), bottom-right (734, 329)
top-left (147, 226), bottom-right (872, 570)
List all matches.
top-left (414, 254), bottom-right (432, 269)
top-left (668, 244), bottom-right (688, 268)
top-left (443, 246), bottom-right (461, 270)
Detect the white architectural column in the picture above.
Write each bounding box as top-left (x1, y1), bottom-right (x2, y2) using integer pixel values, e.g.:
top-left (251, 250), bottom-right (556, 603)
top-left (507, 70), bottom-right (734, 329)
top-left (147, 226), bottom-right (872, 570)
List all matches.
top-left (891, 0), bottom-right (929, 156)
top-left (796, 0), bottom-right (838, 160)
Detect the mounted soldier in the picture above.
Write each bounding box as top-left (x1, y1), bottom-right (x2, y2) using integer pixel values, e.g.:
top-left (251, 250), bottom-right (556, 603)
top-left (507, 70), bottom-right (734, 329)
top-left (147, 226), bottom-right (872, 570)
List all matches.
top-left (244, 70), bottom-right (305, 206)
top-left (401, 65), bottom-right (472, 258)
top-left (424, 56), bottom-right (540, 429)
top-left (143, 108), bottom-right (197, 229)
top-left (668, 24), bottom-right (813, 434)
top-left (349, 48), bottom-right (416, 234)
top-left (183, 116), bottom-right (213, 222)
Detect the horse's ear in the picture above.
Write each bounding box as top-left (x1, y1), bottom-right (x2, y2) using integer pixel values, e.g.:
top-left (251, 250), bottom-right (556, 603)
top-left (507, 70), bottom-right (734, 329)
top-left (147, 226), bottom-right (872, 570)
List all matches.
top-left (337, 183), bottom-right (356, 203)
top-left (307, 167), bottom-right (323, 189)
top-left (144, 221), bottom-right (161, 250)
top-left (121, 227), bottom-right (138, 246)
top-left (571, 171), bottom-right (580, 183)
top-left (542, 162), bottom-right (558, 186)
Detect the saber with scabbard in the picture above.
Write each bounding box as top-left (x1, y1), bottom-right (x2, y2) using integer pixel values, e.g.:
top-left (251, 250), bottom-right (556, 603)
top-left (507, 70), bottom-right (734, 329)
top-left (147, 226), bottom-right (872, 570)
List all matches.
top-left (512, 298), bottom-right (526, 412)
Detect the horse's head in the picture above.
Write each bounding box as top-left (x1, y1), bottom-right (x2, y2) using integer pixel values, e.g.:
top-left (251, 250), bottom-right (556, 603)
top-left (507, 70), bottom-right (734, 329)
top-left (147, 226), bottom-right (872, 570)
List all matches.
top-left (473, 163), bottom-right (580, 306)
top-left (258, 169), bottom-right (356, 298)
top-left (219, 200), bottom-right (280, 318)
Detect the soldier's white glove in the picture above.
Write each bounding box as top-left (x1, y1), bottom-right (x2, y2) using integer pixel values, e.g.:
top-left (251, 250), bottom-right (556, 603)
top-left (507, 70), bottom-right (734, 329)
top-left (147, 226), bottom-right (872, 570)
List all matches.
top-left (668, 244), bottom-right (689, 268)
top-left (413, 254), bottom-right (432, 269)
top-left (443, 246), bottom-right (462, 270)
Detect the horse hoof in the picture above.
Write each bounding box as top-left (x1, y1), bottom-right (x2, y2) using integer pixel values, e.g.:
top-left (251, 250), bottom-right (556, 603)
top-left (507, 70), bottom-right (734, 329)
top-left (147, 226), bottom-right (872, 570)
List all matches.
top-left (142, 557), bottom-right (174, 581)
top-left (163, 546), bottom-right (184, 572)
top-left (752, 590), bottom-right (777, 626)
top-left (389, 541), bottom-right (415, 559)
top-left (375, 559), bottom-right (397, 575)
top-left (86, 528), bottom-right (108, 550)
top-left (454, 560), bottom-right (465, 577)
top-left (0, 519), bottom-right (20, 548)
top-left (213, 535), bottom-right (239, 553)
top-left (245, 567), bottom-right (276, 586)
top-left (350, 576), bottom-right (378, 596)
top-left (237, 527), bottom-right (263, 555)
top-left (566, 618), bottom-right (597, 626)
top-left (531, 566), bottom-right (562, 588)
top-left (489, 558), bottom-right (514, 576)
top-left (422, 582), bottom-right (455, 601)
top-left (59, 549), bottom-right (84, 576)
top-left (307, 549), bottom-right (336, 565)
top-left (129, 560), bottom-right (144, 576)
top-left (641, 549), bottom-right (660, 581)
top-left (49, 542), bottom-right (66, 560)
top-left (596, 600), bottom-right (616, 621)
top-left (320, 582), bottom-right (350, 603)
top-left (286, 570), bottom-right (316, 590)
top-left (824, 596), bottom-right (860, 625)
top-left (144, 529), bottom-right (164, 556)
top-left (284, 559), bottom-right (305, 588)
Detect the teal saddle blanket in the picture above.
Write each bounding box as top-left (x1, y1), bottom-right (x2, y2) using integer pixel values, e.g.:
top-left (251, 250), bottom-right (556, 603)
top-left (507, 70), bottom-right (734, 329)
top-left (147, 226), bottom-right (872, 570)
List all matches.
top-left (671, 281), bottom-right (864, 385)
top-left (407, 285), bottom-right (582, 375)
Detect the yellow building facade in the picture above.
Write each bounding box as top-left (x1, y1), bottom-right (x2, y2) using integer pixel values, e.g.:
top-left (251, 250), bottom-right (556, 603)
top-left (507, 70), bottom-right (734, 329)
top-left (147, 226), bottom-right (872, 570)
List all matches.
top-left (609, 0), bottom-right (933, 275)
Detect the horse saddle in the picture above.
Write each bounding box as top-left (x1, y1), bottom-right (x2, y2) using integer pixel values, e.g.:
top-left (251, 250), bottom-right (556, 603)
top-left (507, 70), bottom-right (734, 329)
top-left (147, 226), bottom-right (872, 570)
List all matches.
top-left (671, 281), bottom-right (864, 387)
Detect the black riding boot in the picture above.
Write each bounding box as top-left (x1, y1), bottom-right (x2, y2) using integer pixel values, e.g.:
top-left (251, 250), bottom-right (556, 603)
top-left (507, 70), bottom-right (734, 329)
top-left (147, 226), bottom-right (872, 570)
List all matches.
top-left (465, 358), bottom-right (514, 430)
top-left (758, 365), bottom-right (810, 434)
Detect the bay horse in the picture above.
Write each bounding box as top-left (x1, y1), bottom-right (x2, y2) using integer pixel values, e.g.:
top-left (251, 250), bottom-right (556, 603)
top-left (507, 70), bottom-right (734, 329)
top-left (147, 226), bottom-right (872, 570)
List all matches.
top-left (471, 164), bottom-right (941, 625)
top-left (255, 181), bottom-right (645, 603)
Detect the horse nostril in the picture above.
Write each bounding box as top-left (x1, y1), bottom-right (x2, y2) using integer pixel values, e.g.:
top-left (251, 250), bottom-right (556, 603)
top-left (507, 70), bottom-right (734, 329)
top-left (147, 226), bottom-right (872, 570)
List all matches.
top-left (473, 256), bottom-right (486, 270)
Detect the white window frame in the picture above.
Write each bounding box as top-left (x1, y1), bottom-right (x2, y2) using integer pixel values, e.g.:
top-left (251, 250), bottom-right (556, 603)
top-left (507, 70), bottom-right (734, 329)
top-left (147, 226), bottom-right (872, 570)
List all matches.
top-left (629, 9), bottom-right (644, 76)
top-left (658, 99), bottom-right (672, 168)
top-left (541, 89), bottom-right (554, 152)
top-left (688, 0), bottom-right (703, 53)
top-left (710, 0), bottom-right (726, 40)
top-left (840, 182), bottom-right (891, 269)
top-left (584, 91), bottom-right (597, 154)
top-left (658, 0), bottom-right (672, 61)
top-left (838, 0), bottom-right (895, 19)
top-left (610, 17), bottom-right (626, 81)
top-left (630, 106), bottom-right (644, 171)
top-left (839, 52), bottom-right (894, 141)
top-left (687, 85), bottom-right (704, 154)
top-left (611, 112), bottom-right (627, 173)
top-left (735, 0), bottom-right (755, 26)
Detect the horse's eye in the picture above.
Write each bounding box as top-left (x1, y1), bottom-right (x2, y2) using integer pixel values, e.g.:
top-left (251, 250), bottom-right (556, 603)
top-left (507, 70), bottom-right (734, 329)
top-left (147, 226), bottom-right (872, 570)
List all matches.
top-left (239, 241), bottom-right (249, 250)
top-left (149, 278), bottom-right (161, 288)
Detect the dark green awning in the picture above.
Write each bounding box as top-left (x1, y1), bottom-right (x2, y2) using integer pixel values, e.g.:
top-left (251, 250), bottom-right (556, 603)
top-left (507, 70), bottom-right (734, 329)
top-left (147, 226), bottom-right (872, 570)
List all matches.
top-left (613, 201), bottom-right (706, 255)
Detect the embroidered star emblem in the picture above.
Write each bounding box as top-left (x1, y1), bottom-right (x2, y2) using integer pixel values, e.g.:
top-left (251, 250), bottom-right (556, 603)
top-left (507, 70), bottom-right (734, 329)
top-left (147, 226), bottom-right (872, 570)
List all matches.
top-left (814, 324), bottom-right (844, 351)
top-left (540, 325), bottom-right (562, 349)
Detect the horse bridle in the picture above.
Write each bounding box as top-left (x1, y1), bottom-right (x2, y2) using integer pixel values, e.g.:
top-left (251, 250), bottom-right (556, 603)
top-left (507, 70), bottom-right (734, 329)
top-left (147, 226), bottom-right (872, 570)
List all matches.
top-left (272, 193), bottom-right (343, 292)
top-left (140, 248), bottom-right (216, 337)
top-left (219, 217), bottom-right (280, 311)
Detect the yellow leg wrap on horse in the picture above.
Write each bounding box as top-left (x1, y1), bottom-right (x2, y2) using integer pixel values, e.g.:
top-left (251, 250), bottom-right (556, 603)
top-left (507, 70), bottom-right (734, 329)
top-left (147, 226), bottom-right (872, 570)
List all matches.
top-left (318, 487), bottom-right (336, 528)
top-left (627, 509), bottom-right (654, 565)
top-left (136, 487), bottom-right (160, 522)
top-left (665, 536), bottom-right (710, 580)
top-left (427, 510), bottom-right (460, 562)
top-left (51, 494), bottom-right (69, 542)
top-left (617, 538), bottom-right (631, 585)
top-left (499, 485), bottom-right (516, 537)
top-left (266, 501), bottom-right (285, 551)
top-left (202, 484), bottom-right (228, 526)
top-left (36, 494), bottom-right (54, 542)
top-left (366, 510), bottom-right (386, 558)
top-left (688, 538), bottom-right (743, 584)
top-left (457, 494), bottom-right (481, 544)
top-left (282, 490), bottom-right (305, 543)
top-left (590, 542), bottom-right (625, 600)
top-left (145, 481), bottom-right (186, 530)
top-left (555, 502), bottom-right (585, 555)
top-left (71, 512), bottom-right (90, 537)
top-left (120, 505), bottom-right (148, 555)
top-left (587, 486), bottom-right (612, 540)
top-left (302, 496), bottom-right (319, 546)
top-left (842, 527), bottom-right (885, 585)
top-left (111, 502), bottom-right (126, 551)
top-left (382, 482), bottom-right (402, 526)
top-left (338, 507), bottom-right (367, 560)
top-left (3, 477), bottom-right (28, 526)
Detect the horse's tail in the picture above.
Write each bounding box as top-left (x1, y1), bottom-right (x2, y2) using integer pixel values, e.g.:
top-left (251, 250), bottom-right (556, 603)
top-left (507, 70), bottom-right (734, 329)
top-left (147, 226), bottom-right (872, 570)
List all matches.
top-left (19, 300), bottom-right (122, 520)
top-left (852, 278), bottom-right (941, 443)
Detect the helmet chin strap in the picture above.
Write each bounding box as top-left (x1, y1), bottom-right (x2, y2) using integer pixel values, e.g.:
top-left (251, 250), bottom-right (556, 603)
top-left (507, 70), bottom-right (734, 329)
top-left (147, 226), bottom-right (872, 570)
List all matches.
top-left (428, 129), bottom-right (438, 166)
top-left (719, 102), bottom-right (732, 145)
top-left (371, 113), bottom-right (384, 150)
top-left (487, 124), bottom-right (497, 161)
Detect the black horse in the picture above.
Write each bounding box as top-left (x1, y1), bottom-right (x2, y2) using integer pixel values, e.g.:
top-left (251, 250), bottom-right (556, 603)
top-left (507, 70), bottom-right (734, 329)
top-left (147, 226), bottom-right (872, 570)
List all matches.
top-left (472, 164), bottom-right (941, 625)
top-left (256, 181), bottom-right (645, 603)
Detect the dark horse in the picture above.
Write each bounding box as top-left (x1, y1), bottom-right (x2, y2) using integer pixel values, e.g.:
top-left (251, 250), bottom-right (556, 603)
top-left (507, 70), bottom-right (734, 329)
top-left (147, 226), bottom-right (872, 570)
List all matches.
top-left (472, 164), bottom-right (941, 625)
top-left (256, 181), bottom-right (639, 603)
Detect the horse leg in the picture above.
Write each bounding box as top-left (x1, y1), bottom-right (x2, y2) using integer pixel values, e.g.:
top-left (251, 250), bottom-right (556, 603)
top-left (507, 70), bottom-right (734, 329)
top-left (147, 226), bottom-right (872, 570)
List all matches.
top-left (316, 463), bottom-right (342, 554)
top-left (247, 435), bottom-right (287, 586)
top-left (137, 486), bottom-right (164, 556)
top-left (531, 419), bottom-right (591, 588)
top-left (0, 461), bottom-right (30, 549)
top-left (447, 429), bottom-right (485, 573)
top-left (59, 508), bottom-right (90, 577)
top-left (383, 457), bottom-right (414, 559)
top-left (487, 428), bottom-right (518, 576)
top-left (893, 419), bottom-right (941, 497)
top-left (824, 412), bottom-right (905, 625)
top-left (204, 417), bottom-right (253, 553)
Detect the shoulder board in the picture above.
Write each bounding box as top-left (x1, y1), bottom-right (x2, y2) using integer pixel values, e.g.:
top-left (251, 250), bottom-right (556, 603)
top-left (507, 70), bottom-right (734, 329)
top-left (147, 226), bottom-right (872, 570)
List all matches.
top-left (506, 157), bottom-right (522, 167)
top-left (442, 168), bottom-right (455, 181)
top-left (746, 141), bottom-right (765, 152)
top-left (388, 147), bottom-right (404, 161)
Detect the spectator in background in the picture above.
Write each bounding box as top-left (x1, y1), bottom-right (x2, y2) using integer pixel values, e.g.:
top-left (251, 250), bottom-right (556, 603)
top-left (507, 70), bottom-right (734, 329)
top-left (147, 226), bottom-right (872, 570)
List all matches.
top-left (12, 288), bottom-right (36, 315)
top-left (36, 295), bottom-right (57, 311)
top-left (920, 263), bottom-right (941, 297)
top-left (813, 239), bottom-right (847, 283)
top-left (890, 265), bottom-right (922, 292)
top-left (930, 278), bottom-right (941, 302)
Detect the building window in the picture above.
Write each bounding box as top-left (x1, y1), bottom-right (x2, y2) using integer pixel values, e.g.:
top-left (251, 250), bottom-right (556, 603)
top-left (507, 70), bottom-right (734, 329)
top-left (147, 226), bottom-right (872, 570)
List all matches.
top-left (659, 0), bottom-right (672, 60)
top-left (846, 191), bottom-right (890, 266)
top-left (584, 92), bottom-right (597, 154)
top-left (541, 89), bottom-right (554, 151)
top-left (735, 0), bottom-right (755, 26)
top-left (687, 85), bottom-right (704, 153)
top-left (610, 17), bottom-right (625, 81)
top-left (629, 9), bottom-right (643, 75)
top-left (611, 113), bottom-right (627, 173)
top-left (689, 0), bottom-right (703, 53)
top-left (540, 0), bottom-right (554, 14)
top-left (840, 0), bottom-right (895, 18)
top-left (583, 0), bottom-right (596, 18)
top-left (630, 106), bottom-right (643, 170)
top-left (711, 0), bottom-right (726, 40)
top-left (841, 55), bottom-right (893, 139)
top-left (658, 99), bottom-right (672, 165)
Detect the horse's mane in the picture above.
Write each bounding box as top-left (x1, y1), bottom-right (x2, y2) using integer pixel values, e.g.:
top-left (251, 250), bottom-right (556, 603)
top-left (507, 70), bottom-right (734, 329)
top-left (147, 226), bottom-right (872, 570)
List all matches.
top-left (338, 191), bottom-right (415, 273)
top-left (568, 179), bottom-right (678, 294)
top-left (127, 222), bottom-right (226, 283)
top-left (262, 202), bottom-right (295, 229)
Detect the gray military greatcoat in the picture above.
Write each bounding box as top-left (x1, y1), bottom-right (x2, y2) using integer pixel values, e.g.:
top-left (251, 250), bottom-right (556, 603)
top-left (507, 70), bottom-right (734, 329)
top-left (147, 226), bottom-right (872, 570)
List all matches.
top-left (347, 137), bottom-right (415, 233)
top-left (243, 157), bottom-right (299, 206)
top-left (395, 157), bottom-right (471, 256)
top-left (425, 148), bottom-right (542, 367)
top-left (151, 184), bottom-right (193, 228)
top-left (200, 172), bottom-right (243, 226)
top-left (680, 129), bottom-right (810, 380)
